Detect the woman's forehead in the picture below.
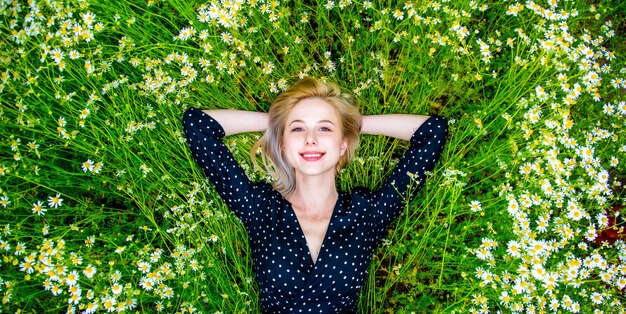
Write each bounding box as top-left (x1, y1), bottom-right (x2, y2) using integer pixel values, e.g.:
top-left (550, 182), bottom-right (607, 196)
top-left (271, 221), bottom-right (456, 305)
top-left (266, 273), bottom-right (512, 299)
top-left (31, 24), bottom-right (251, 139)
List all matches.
top-left (287, 98), bottom-right (339, 123)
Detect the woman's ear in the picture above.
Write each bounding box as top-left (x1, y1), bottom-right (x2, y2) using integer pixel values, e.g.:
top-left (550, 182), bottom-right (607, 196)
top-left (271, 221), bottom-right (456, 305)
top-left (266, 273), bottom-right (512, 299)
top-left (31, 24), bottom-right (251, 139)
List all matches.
top-left (340, 138), bottom-right (348, 156)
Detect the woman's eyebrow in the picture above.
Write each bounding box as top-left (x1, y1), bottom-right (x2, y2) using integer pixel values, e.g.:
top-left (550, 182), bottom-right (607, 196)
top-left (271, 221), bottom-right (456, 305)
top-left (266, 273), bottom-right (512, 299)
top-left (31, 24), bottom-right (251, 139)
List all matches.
top-left (288, 119), bottom-right (335, 125)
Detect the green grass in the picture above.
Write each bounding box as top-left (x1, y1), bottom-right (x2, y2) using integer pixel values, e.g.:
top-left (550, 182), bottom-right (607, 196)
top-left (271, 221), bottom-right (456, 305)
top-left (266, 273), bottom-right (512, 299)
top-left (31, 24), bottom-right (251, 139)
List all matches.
top-left (1, 0), bottom-right (625, 312)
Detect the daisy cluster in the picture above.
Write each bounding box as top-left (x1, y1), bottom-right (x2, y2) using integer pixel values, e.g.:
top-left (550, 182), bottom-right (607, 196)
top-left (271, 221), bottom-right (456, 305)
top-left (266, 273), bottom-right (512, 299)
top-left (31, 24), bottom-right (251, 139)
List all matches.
top-left (0, 0), bottom-right (257, 311)
top-left (463, 2), bottom-right (625, 313)
top-left (0, 223), bottom-right (214, 312)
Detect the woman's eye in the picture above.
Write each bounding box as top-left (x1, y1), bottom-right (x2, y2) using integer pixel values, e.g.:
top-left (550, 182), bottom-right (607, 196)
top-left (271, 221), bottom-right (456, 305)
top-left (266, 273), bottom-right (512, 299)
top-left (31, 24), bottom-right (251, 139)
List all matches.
top-left (319, 127), bottom-right (332, 131)
top-left (291, 127), bottom-right (304, 132)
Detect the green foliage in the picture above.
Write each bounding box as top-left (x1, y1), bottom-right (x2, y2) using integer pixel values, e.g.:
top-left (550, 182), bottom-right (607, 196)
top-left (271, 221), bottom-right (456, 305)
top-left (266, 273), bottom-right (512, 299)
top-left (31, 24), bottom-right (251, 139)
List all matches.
top-left (0, 0), bottom-right (625, 312)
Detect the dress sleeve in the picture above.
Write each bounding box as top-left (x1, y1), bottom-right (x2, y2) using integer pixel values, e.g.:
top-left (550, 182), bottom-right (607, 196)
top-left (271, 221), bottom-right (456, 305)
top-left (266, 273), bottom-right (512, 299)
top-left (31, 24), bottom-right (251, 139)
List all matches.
top-left (182, 107), bottom-right (257, 225)
top-left (372, 115), bottom-right (448, 231)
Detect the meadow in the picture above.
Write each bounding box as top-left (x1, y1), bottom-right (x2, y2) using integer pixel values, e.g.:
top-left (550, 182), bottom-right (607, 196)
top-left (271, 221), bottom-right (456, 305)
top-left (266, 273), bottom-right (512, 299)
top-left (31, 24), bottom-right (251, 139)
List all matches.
top-left (1, 0), bottom-right (625, 312)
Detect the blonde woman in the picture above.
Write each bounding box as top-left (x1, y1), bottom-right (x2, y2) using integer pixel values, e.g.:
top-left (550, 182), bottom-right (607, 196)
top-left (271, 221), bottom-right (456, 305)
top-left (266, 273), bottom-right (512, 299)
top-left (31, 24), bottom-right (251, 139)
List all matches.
top-left (183, 78), bottom-right (447, 313)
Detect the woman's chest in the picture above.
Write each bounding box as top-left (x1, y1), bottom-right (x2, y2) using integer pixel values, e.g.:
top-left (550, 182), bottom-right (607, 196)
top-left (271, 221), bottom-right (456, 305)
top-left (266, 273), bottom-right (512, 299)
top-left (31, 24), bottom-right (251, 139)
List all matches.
top-left (296, 213), bottom-right (331, 265)
top-left (248, 203), bottom-right (380, 296)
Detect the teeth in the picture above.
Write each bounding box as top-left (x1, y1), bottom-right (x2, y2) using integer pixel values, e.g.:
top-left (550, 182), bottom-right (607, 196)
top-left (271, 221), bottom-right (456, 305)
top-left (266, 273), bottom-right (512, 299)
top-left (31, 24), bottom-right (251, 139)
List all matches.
top-left (303, 154), bottom-right (321, 158)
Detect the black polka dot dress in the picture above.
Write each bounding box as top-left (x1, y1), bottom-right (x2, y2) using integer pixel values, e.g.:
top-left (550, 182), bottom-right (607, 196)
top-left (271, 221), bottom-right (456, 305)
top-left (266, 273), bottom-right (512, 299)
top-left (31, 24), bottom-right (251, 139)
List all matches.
top-left (182, 107), bottom-right (448, 313)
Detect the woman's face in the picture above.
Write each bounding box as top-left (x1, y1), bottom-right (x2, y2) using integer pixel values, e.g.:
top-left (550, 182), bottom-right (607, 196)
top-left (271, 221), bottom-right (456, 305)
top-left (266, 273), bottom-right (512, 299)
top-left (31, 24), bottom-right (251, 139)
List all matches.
top-left (282, 97), bottom-right (347, 179)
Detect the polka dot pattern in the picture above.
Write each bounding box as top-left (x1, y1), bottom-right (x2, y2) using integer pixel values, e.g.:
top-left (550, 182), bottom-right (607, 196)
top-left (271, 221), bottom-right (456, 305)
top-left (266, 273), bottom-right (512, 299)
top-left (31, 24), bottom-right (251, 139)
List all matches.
top-left (183, 107), bottom-right (448, 313)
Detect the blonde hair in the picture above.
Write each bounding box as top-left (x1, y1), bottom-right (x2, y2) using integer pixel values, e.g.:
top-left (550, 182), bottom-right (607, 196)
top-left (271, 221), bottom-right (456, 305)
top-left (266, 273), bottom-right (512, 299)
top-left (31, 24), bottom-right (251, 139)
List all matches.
top-left (251, 77), bottom-right (362, 195)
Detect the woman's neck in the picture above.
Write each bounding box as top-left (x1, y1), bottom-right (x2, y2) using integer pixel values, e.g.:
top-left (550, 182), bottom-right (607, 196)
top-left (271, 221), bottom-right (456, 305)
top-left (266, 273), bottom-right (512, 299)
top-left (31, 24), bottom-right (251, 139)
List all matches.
top-left (287, 174), bottom-right (338, 215)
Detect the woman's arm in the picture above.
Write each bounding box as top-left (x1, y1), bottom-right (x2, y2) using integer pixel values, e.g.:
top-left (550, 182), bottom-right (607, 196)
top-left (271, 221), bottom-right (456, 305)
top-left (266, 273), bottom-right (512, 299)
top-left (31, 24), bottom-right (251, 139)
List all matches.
top-left (363, 113), bottom-right (448, 232)
top-left (201, 109), bottom-right (269, 136)
top-left (360, 114), bottom-right (431, 141)
top-left (183, 108), bottom-right (268, 225)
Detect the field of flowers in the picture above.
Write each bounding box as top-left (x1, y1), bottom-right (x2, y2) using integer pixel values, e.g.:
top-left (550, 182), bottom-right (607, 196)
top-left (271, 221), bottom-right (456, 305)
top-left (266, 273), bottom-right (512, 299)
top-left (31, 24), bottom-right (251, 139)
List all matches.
top-left (1, 0), bottom-right (625, 312)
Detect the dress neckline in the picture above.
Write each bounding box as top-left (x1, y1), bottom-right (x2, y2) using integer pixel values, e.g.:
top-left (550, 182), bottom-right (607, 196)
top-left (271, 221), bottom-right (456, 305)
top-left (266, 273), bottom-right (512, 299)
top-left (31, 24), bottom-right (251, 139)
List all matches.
top-left (280, 191), bottom-right (343, 267)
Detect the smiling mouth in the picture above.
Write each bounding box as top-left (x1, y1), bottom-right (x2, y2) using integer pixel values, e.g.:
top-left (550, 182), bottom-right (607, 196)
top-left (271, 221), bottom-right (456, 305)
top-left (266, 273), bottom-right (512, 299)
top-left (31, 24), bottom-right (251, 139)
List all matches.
top-left (300, 152), bottom-right (325, 161)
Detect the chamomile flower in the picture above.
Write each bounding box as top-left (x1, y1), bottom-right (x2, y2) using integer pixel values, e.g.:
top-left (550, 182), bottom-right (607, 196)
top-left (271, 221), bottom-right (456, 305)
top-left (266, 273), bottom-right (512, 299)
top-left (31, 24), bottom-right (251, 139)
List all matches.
top-left (111, 283), bottom-right (123, 295)
top-left (566, 199), bottom-right (586, 221)
top-left (0, 239), bottom-right (9, 251)
top-left (177, 27), bottom-right (195, 41)
top-left (82, 12), bottom-right (96, 25)
top-left (92, 161), bottom-right (103, 174)
top-left (0, 196), bottom-right (10, 208)
top-left (262, 61), bottom-right (274, 74)
top-left (82, 160), bottom-right (94, 172)
top-left (19, 255), bottom-right (35, 274)
top-left (50, 48), bottom-right (64, 64)
top-left (79, 108), bottom-right (90, 119)
top-left (590, 292), bottom-right (604, 305)
top-left (137, 261), bottom-right (151, 274)
top-left (65, 270), bottom-right (79, 286)
top-left (111, 270), bottom-right (122, 282)
top-left (210, 234), bottom-right (219, 242)
top-left (31, 201), bottom-right (47, 216)
top-left (469, 200), bottom-right (482, 212)
top-left (84, 301), bottom-right (99, 314)
top-left (83, 264), bottom-right (97, 278)
top-left (102, 296), bottom-right (117, 311)
top-left (393, 9), bottom-right (404, 20)
top-left (84, 235), bottom-right (95, 248)
top-left (50, 284), bottom-right (63, 296)
top-left (189, 259), bottom-right (200, 271)
top-left (47, 193), bottom-right (63, 208)
top-left (506, 240), bottom-right (522, 258)
top-left (140, 277), bottom-right (155, 291)
top-left (603, 103), bottom-right (615, 115)
top-left (14, 242), bottom-right (25, 255)
top-left (68, 50), bottom-right (81, 60)
top-left (161, 286), bottom-right (174, 299)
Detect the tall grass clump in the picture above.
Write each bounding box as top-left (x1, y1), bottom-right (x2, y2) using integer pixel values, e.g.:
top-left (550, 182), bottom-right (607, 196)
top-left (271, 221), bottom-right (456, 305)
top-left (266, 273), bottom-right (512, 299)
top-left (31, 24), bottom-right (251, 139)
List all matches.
top-left (1, 0), bottom-right (624, 312)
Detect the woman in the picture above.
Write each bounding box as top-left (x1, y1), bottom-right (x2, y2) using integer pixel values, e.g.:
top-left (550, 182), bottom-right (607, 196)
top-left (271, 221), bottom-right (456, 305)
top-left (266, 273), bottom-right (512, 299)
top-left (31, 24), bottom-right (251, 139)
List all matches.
top-left (183, 78), bottom-right (447, 313)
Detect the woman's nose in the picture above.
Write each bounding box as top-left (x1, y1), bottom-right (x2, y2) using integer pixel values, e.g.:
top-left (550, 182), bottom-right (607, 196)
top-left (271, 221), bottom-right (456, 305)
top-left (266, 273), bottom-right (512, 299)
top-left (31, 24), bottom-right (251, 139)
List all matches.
top-left (305, 131), bottom-right (317, 145)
